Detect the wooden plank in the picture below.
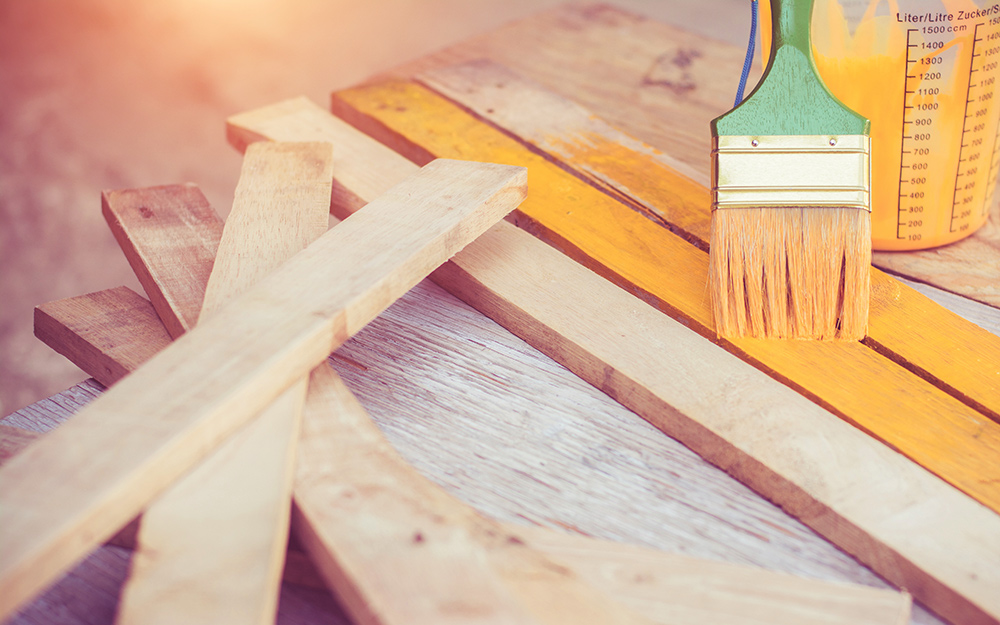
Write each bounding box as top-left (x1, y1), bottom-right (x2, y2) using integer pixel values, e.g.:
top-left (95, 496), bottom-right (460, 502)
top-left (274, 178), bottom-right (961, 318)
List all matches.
top-left (433, 220), bottom-right (1000, 625)
top-left (52, 177), bottom-right (884, 622)
top-left (33, 286), bottom-right (172, 388)
top-left (102, 183), bottom-right (223, 338)
top-left (295, 362), bottom-right (654, 625)
top-left (417, 59), bottom-right (1000, 426)
top-left (225, 97), bottom-right (415, 217)
top-left (0, 158), bottom-right (526, 619)
top-left (115, 142), bottom-right (333, 625)
top-left (897, 276), bottom-right (1000, 337)
top-left (328, 80), bottom-right (1000, 511)
top-left (27, 175), bottom-right (915, 623)
top-left (0, 419), bottom-right (911, 625)
top-left (512, 526), bottom-right (911, 625)
top-left (0, 425), bottom-right (40, 466)
top-left (91, 171), bottom-right (906, 624)
top-left (227, 97), bottom-right (1000, 625)
top-left (418, 60), bottom-right (710, 246)
top-left (375, 3), bottom-right (1000, 308)
top-left (872, 234), bottom-right (1000, 308)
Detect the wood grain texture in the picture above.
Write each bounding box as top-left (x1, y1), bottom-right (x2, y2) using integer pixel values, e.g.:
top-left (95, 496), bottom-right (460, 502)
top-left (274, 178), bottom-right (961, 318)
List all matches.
top-left (432, 220), bottom-right (1000, 625)
top-left (102, 183), bottom-right (223, 338)
top-left (116, 142), bottom-right (334, 625)
top-left (372, 3), bottom-right (999, 308)
top-left (15, 293), bottom-right (915, 625)
top-left (897, 276), bottom-right (1000, 336)
top-left (513, 526), bottom-right (910, 625)
top-left (417, 60), bottom-right (1000, 424)
top-left (0, 407), bottom-right (351, 625)
top-left (33, 286), bottom-right (172, 388)
top-left (0, 159), bottom-right (526, 619)
top-left (871, 222), bottom-right (1000, 306)
top-left (295, 363), bottom-right (654, 625)
top-left (7, 288), bottom-right (934, 622)
top-left (92, 160), bottom-right (898, 624)
top-left (328, 80), bottom-right (1000, 512)
top-left (419, 60), bottom-right (710, 245)
top-left (0, 425), bottom-right (40, 466)
top-left (228, 96), bottom-right (995, 625)
top-left (227, 97), bottom-right (416, 216)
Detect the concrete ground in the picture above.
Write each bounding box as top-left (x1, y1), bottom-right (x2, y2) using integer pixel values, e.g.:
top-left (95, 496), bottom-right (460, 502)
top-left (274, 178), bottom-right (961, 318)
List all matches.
top-left (0, 0), bottom-right (749, 414)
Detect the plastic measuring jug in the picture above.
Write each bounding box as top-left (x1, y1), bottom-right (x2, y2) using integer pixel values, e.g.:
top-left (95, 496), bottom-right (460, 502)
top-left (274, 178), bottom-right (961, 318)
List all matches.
top-left (759, 0), bottom-right (1000, 250)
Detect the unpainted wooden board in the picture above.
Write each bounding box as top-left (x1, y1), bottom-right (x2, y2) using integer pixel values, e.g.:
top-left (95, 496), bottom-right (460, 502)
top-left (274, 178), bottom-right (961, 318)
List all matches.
top-left (226, 98), bottom-right (415, 217)
top-left (296, 362), bottom-right (656, 625)
top-left (115, 142), bottom-right (334, 625)
top-left (30, 170), bottom-right (918, 624)
top-left (0, 425), bottom-right (40, 466)
top-left (0, 413), bottom-right (910, 625)
top-left (102, 183), bottom-right (223, 338)
top-left (434, 219), bottom-right (1000, 625)
top-left (227, 96), bottom-right (1000, 625)
top-left (328, 80), bottom-right (1000, 513)
top-left (375, 3), bottom-right (1000, 307)
top-left (513, 526), bottom-right (910, 625)
top-left (92, 173), bottom-right (898, 625)
top-left (33, 286), bottom-right (172, 388)
top-left (0, 159), bottom-right (526, 619)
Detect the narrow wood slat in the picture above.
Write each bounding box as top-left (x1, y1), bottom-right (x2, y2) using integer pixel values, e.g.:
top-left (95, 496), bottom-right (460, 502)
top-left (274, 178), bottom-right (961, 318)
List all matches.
top-left (0, 418), bottom-right (910, 625)
top-left (511, 526), bottom-right (911, 625)
top-left (48, 176), bottom-right (650, 624)
top-left (225, 98), bottom-right (415, 217)
top-left (226, 97), bottom-right (1000, 625)
top-left (417, 60), bottom-right (1000, 425)
top-left (34, 286), bottom-right (172, 388)
top-left (115, 142), bottom-right (334, 625)
top-left (327, 80), bottom-right (1000, 515)
top-left (102, 183), bottom-right (223, 338)
top-left (0, 158), bottom-right (526, 619)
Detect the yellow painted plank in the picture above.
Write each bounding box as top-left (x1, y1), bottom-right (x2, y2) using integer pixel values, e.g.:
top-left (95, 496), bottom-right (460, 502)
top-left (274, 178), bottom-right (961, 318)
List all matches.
top-left (418, 60), bottom-right (1000, 423)
top-left (330, 80), bottom-right (1000, 516)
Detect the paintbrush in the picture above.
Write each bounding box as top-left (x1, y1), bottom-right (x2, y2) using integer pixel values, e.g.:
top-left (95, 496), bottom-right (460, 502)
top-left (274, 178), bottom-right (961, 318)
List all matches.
top-left (709, 0), bottom-right (871, 340)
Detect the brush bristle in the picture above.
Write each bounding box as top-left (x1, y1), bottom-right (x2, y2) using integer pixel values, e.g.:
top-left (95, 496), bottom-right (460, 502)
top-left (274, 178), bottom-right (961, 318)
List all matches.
top-left (709, 207), bottom-right (871, 340)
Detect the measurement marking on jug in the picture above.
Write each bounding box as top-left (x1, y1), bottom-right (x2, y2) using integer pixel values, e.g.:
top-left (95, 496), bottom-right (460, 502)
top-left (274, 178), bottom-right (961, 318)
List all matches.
top-left (952, 22), bottom-right (992, 233)
top-left (898, 28), bottom-right (926, 241)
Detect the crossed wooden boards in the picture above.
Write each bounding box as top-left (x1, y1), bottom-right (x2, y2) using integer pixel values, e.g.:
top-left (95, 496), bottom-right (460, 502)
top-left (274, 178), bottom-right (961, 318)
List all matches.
top-left (2, 135), bottom-right (904, 624)
top-left (0, 76), bottom-right (995, 625)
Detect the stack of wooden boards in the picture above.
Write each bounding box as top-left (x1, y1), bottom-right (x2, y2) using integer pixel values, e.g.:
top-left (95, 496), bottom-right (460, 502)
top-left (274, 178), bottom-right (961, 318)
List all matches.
top-left (0, 132), bottom-right (914, 625)
top-left (1, 4), bottom-right (999, 625)
top-left (2, 122), bottom-right (921, 625)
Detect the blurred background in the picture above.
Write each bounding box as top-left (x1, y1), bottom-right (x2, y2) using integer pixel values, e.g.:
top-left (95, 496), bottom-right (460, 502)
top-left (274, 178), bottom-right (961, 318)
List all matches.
top-left (0, 0), bottom-right (748, 415)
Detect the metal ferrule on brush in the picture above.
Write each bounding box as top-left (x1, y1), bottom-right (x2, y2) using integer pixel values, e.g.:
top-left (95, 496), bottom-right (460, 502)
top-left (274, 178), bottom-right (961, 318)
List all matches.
top-left (711, 134), bottom-right (871, 211)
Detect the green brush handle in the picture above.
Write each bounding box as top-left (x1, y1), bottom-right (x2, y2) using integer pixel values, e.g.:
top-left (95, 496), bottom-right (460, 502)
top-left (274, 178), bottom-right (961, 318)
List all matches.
top-left (712, 0), bottom-right (869, 137)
